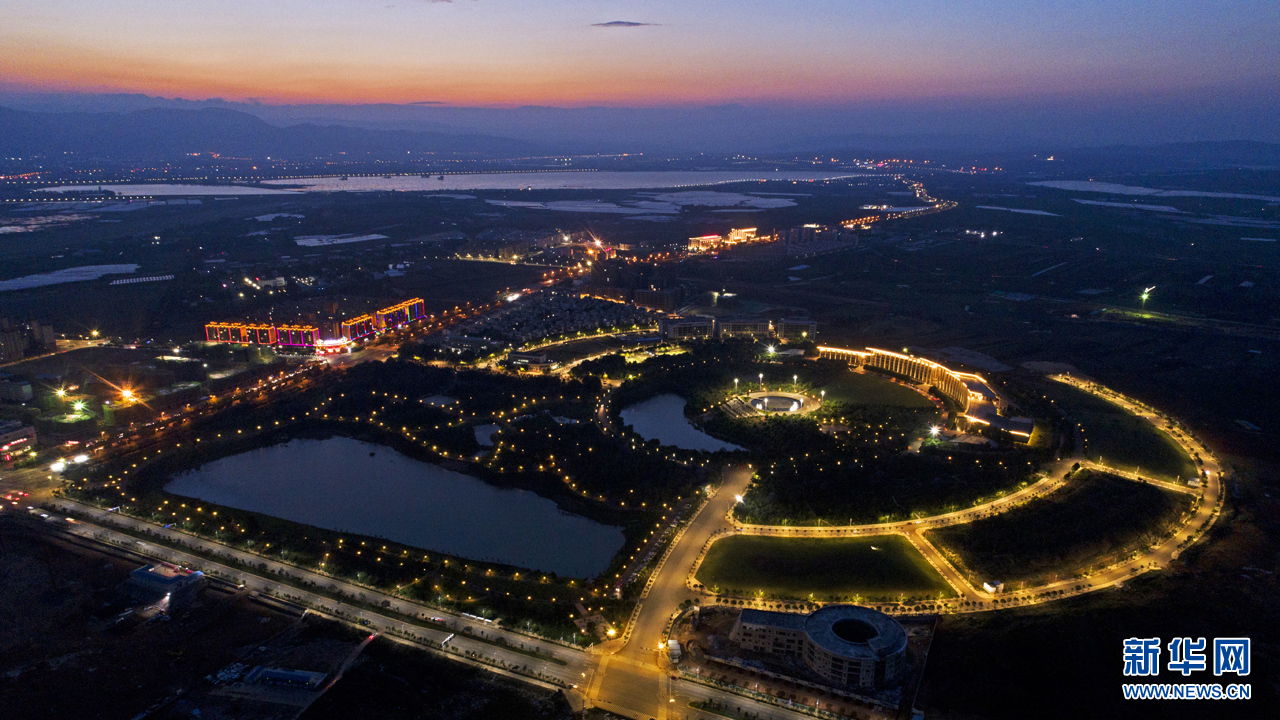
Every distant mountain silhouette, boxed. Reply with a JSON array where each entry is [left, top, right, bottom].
[[0, 106, 537, 159]]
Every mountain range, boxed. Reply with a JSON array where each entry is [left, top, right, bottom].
[[0, 105, 536, 160]]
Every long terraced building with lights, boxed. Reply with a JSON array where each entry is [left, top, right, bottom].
[[817, 346, 1034, 438]]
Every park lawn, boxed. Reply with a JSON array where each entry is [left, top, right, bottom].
[[695, 534, 954, 601], [1041, 382, 1197, 482], [926, 470, 1193, 585], [817, 370, 935, 408]]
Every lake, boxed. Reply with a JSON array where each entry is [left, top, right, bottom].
[[43, 171, 865, 196], [619, 394, 743, 452], [165, 436, 624, 577]]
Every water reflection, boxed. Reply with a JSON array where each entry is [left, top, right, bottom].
[[619, 394, 743, 452], [165, 436, 624, 577]]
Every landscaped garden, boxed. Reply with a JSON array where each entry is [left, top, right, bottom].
[[927, 469, 1194, 586], [1041, 380, 1197, 483]]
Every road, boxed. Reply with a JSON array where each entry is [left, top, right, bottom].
[[588, 467, 822, 720], [43, 497, 591, 683], [22, 511, 586, 688], [30, 491, 824, 720]]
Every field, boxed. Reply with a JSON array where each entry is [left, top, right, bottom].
[[695, 534, 954, 601], [1041, 381, 1199, 482], [927, 470, 1193, 584], [817, 369, 936, 408], [0, 518, 293, 720], [301, 635, 573, 720]]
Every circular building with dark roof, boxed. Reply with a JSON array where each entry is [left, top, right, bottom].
[[803, 605, 908, 687], [731, 605, 908, 688]]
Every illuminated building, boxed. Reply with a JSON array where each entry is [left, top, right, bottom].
[[507, 350, 557, 372], [659, 315, 715, 340], [775, 317, 817, 341], [314, 338, 352, 355], [204, 297, 426, 352], [277, 324, 319, 347], [204, 322, 278, 345], [633, 288, 682, 312], [1, 420, 36, 463], [731, 605, 907, 689], [374, 298, 426, 330], [817, 346, 1033, 438], [688, 228, 760, 253], [688, 234, 723, 252], [340, 314, 376, 341], [716, 316, 772, 339]]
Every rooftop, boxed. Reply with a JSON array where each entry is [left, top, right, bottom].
[[804, 605, 908, 661]]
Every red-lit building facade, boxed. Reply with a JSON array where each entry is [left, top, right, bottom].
[[204, 297, 426, 351]]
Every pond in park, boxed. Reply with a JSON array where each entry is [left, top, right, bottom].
[[619, 394, 743, 452], [165, 436, 625, 577]]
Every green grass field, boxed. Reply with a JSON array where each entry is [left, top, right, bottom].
[[817, 370, 935, 408], [695, 534, 954, 601], [927, 470, 1193, 584], [1042, 382, 1197, 482]]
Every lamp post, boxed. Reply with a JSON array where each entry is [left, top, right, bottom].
[[758, 373, 764, 389], [734, 378, 739, 395]]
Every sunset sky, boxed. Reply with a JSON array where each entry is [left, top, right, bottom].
[[5, 0, 1278, 107]]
